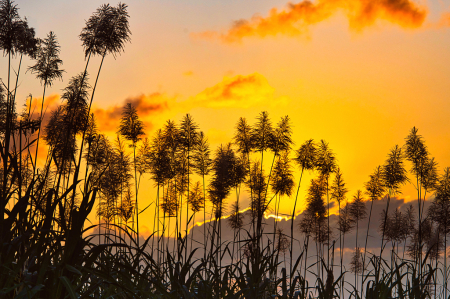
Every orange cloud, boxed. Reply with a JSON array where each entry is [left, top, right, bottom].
[[18, 94, 61, 167], [437, 12, 450, 27], [183, 70, 194, 77], [192, 0, 427, 43], [26, 94, 60, 117], [191, 73, 287, 108], [90, 74, 285, 134], [93, 93, 171, 132]]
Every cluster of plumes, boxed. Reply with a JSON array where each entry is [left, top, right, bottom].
[[136, 111, 299, 243], [136, 115, 212, 220], [296, 139, 337, 243], [0, 0, 39, 58], [232, 113, 295, 227], [10, 0, 133, 221], [209, 143, 245, 218], [336, 191, 368, 244], [295, 126, 442, 275], [0, 0, 40, 139], [43, 73, 90, 169], [404, 127, 439, 194], [412, 167, 450, 261], [406, 216, 444, 261], [379, 206, 415, 245], [31, 1, 132, 172], [87, 131, 135, 227], [79, 3, 131, 58]]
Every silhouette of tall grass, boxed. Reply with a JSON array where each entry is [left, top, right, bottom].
[[1, 1, 450, 298]]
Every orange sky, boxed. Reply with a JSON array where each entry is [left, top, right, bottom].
[[3, 0, 450, 236]]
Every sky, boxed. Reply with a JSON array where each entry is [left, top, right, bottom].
[[3, 0, 450, 237]]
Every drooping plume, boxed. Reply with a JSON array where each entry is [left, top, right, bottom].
[[193, 0, 427, 43]]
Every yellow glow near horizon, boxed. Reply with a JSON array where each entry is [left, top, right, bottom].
[[7, 0, 450, 240]]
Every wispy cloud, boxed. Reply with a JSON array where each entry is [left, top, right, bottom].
[[90, 73, 287, 134], [93, 93, 172, 132], [190, 73, 287, 108], [192, 0, 427, 43]]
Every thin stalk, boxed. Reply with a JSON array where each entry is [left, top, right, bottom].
[[377, 191, 392, 283], [361, 198, 374, 297], [290, 167, 304, 286]]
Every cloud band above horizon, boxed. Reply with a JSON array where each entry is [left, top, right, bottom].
[[192, 0, 427, 43]]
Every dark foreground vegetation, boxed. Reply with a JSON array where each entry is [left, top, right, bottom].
[[1, 1, 450, 298]]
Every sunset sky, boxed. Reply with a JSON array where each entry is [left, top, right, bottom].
[[4, 0, 450, 236]]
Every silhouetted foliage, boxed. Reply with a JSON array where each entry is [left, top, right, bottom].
[[350, 247, 363, 274], [80, 3, 131, 58], [271, 150, 294, 197], [228, 200, 244, 230], [28, 31, 64, 86]]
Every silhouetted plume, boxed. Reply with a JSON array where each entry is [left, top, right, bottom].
[[96, 136, 132, 227], [338, 201, 355, 235], [270, 150, 294, 197], [301, 176, 330, 243], [234, 117, 254, 155], [162, 120, 181, 180], [246, 160, 268, 220], [0, 0, 38, 58], [84, 113, 98, 149], [421, 157, 439, 193], [141, 130, 171, 185], [252, 111, 274, 153], [331, 167, 348, 205], [429, 168, 450, 231], [350, 247, 363, 274], [383, 145, 408, 194], [315, 140, 336, 179], [405, 127, 428, 178], [276, 228, 290, 253], [189, 181, 204, 213], [61, 72, 91, 134], [179, 113, 199, 153], [209, 143, 238, 218], [44, 106, 77, 168], [161, 183, 179, 218], [270, 115, 293, 154], [174, 151, 189, 194], [192, 131, 212, 177], [380, 207, 405, 243], [228, 201, 244, 230], [294, 139, 317, 171], [28, 31, 64, 86], [80, 3, 131, 58], [349, 190, 367, 223], [407, 217, 442, 260], [118, 103, 145, 146], [0, 85, 9, 138], [365, 165, 386, 200]]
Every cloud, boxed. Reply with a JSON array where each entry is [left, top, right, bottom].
[[192, 0, 427, 43], [22, 94, 62, 165], [88, 74, 286, 134], [183, 70, 194, 77], [93, 93, 171, 132], [437, 12, 450, 27], [190, 73, 287, 108], [26, 94, 60, 114]]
